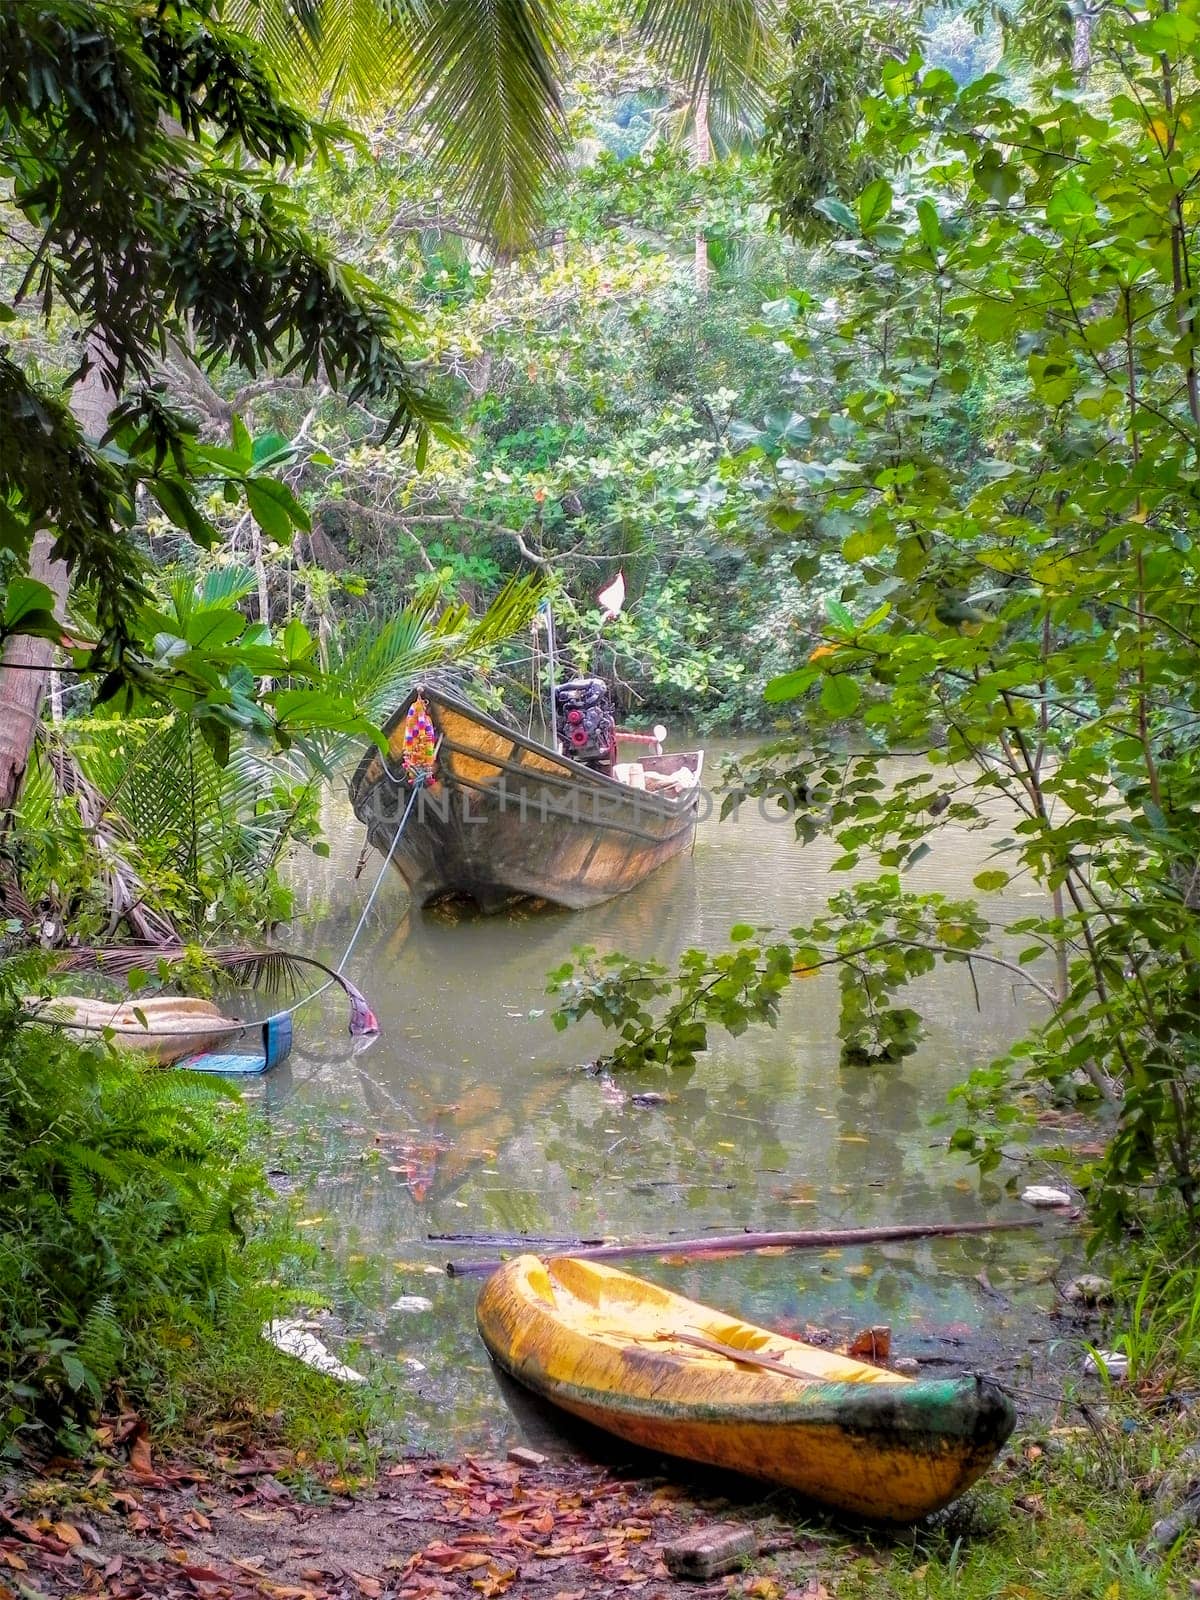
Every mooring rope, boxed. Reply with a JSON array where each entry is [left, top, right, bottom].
[[277, 735, 443, 1023]]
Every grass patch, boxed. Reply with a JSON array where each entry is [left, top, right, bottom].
[[806, 1397, 1198, 1600]]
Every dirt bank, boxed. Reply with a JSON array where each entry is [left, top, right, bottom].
[[1, 1440, 857, 1600]]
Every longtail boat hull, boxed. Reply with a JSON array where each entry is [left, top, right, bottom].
[[476, 1256, 1016, 1522], [349, 690, 703, 912]]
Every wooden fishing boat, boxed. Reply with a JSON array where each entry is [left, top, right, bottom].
[[476, 1256, 1016, 1521], [349, 688, 703, 912]]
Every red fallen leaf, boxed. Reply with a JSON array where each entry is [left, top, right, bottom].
[[179, 1563, 231, 1582], [847, 1325, 891, 1362], [527, 1511, 555, 1536], [473, 1572, 516, 1598], [349, 1572, 383, 1597], [421, 1546, 490, 1573], [128, 1427, 156, 1481]]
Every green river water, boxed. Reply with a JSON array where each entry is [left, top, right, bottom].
[[261, 746, 1074, 1453]]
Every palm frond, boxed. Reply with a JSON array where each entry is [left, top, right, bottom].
[[196, 564, 258, 610], [630, 0, 781, 138], [225, 0, 412, 108], [394, 0, 568, 250], [328, 574, 542, 731], [55, 943, 363, 1005]]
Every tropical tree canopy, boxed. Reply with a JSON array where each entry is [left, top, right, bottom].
[[0, 0, 444, 690]]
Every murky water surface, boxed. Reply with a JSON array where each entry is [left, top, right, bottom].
[[259, 745, 1071, 1452]]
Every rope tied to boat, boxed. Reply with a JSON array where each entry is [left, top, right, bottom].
[[277, 729, 444, 1034]]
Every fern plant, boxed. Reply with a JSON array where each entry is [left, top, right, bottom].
[[0, 954, 295, 1453], [12, 572, 541, 942]]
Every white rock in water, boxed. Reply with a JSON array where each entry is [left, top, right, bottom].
[[391, 1295, 434, 1313], [263, 1319, 365, 1383], [1063, 1275, 1113, 1306], [892, 1357, 921, 1376], [401, 1356, 426, 1374], [1021, 1185, 1073, 1207], [1083, 1349, 1129, 1379]]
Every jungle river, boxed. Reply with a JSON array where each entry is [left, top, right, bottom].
[[263, 746, 1074, 1453]]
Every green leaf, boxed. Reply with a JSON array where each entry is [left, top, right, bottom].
[[813, 196, 857, 233], [245, 478, 303, 541], [857, 178, 893, 232], [973, 870, 1011, 891], [916, 197, 940, 251], [2, 577, 60, 640], [764, 666, 817, 702], [231, 413, 253, 464], [152, 479, 217, 548], [973, 154, 1020, 205], [251, 431, 293, 467], [820, 675, 861, 716]]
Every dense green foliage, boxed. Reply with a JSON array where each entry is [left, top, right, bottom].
[[0, 956, 292, 1452], [552, 0, 1200, 1249], [0, 0, 442, 704]]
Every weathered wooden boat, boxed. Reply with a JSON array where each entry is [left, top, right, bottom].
[[476, 1255, 1016, 1521], [349, 687, 703, 912]]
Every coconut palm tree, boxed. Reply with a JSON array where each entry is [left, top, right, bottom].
[[232, 0, 781, 251]]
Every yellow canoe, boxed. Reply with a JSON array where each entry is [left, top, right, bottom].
[[476, 1255, 1016, 1521]]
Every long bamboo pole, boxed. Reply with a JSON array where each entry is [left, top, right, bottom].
[[443, 1217, 1051, 1278]]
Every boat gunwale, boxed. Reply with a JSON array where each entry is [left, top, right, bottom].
[[359, 762, 698, 849], [478, 1329, 1013, 1441], [350, 687, 703, 821]]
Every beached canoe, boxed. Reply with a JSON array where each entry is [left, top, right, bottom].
[[476, 1255, 1016, 1521]]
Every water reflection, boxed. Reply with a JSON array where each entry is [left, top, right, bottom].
[[267, 749, 1066, 1452]]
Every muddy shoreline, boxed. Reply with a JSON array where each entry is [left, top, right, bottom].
[[0, 1431, 1027, 1600]]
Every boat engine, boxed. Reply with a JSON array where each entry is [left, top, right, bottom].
[[555, 677, 615, 774]]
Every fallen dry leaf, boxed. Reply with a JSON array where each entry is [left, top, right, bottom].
[[128, 1427, 156, 1481]]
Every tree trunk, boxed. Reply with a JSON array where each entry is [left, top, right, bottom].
[[693, 89, 711, 296], [1071, 2, 1093, 79], [0, 352, 114, 815]]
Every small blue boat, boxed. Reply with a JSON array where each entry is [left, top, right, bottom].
[[178, 1012, 293, 1076]]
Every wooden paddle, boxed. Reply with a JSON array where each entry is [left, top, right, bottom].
[[654, 1329, 831, 1382]]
